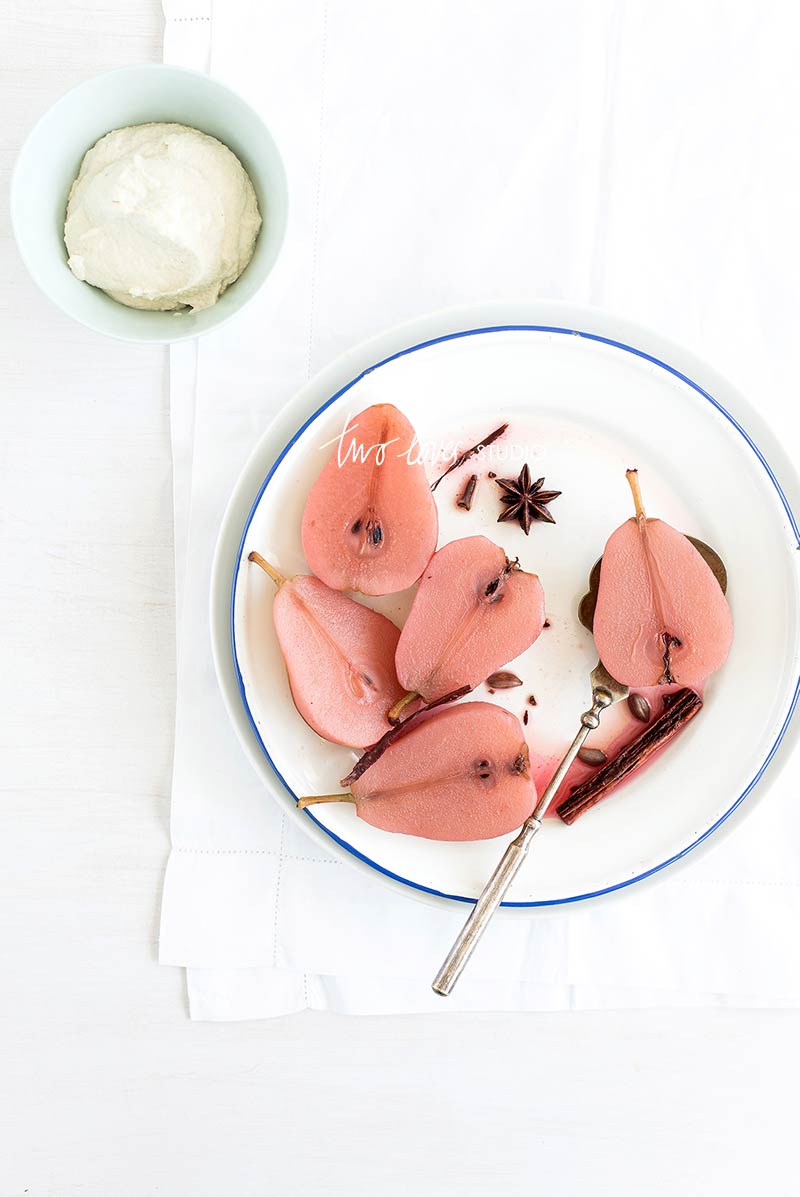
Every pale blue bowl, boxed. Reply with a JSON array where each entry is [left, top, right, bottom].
[[10, 65, 288, 343]]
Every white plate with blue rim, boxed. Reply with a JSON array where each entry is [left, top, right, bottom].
[[210, 301, 800, 910]]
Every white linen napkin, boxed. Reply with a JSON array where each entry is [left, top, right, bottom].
[[160, 0, 800, 1019]]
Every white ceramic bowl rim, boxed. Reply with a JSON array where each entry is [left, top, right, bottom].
[[224, 316, 800, 907]]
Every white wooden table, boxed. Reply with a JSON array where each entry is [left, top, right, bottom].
[[1, 4, 796, 1193]]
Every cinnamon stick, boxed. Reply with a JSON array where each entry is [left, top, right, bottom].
[[556, 688, 702, 825], [340, 685, 472, 787], [430, 423, 508, 491], [456, 473, 478, 510]]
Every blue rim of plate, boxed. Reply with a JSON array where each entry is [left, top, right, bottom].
[[230, 324, 800, 907]]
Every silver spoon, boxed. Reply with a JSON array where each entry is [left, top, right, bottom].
[[431, 661, 629, 997]]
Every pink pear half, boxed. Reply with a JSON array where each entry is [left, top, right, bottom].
[[250, 553, 405, 748], [395, 535, 546, 703], [301, 403, 439, 596], [593, 473, 733, 688], [345, 703, 536, 841]]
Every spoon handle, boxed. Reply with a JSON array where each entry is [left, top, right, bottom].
[[432, 684, 616, 997], [431, 816, 542, 996]]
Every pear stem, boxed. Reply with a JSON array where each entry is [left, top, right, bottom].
[[248, 550, 286, 587], [297, 793, 356, 810], [388, 690, 420, 725], [626, 468, 646, 522]]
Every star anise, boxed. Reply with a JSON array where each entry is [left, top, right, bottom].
[[495, 464, 561, 534]]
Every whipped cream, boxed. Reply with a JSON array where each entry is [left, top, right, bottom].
[[64, 123, 262, 311]]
